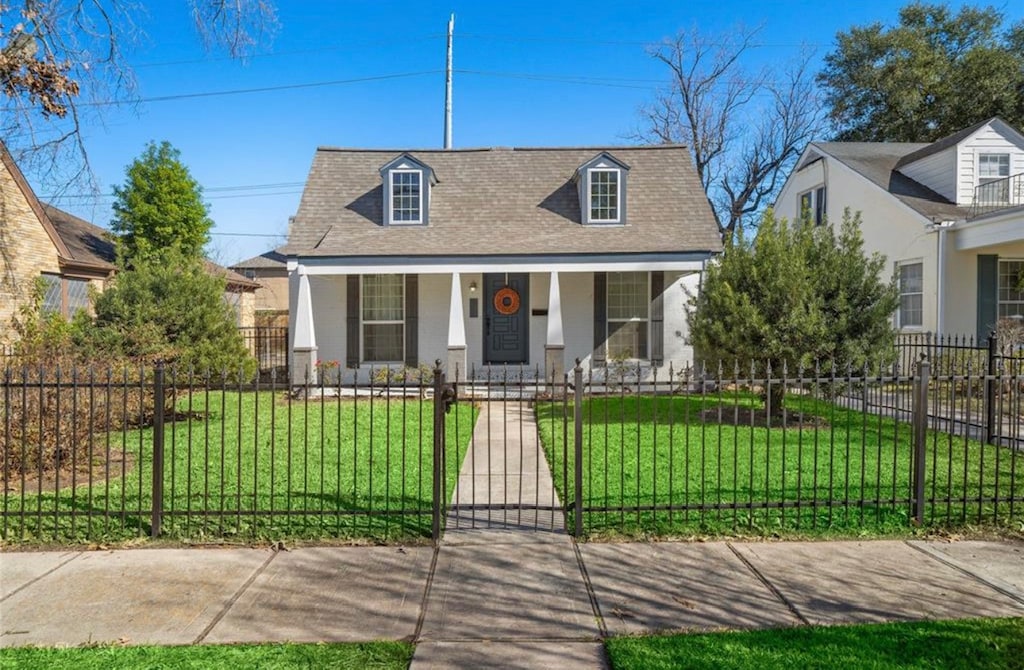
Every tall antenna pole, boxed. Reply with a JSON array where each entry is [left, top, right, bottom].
[[443, 13, 454, 149]]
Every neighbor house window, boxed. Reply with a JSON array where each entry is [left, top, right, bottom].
[[390, 171, 422, 223], [897, 262, 923, 329], [589, 169, 620, 222], [40, 273, 91, 318], [978, 153, 1010, 204], [607, 272, 648, 359], [362, 274, 404, 362], [799, 186, 827, 225], [998, 259, 1024, 320]]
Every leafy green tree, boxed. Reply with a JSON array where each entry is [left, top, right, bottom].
[[688, 209, 898, 413], [82, 248, 254, 377], [819, 2, 1024, 142], [111, 141, 213, 259]]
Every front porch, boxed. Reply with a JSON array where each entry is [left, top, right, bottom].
[[286, 256, 705, 385]]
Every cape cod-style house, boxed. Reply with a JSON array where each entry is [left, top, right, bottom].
[[283, 145, 722, 383]]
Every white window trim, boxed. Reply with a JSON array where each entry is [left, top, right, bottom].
[[360, 274, 405, 364], [896, 260, 924, 331], [587, 168, 622, 224], [388, 169, 423, 225], [997, 258, 1024, 321], [607, 271, 650, 360], [797, 185, 826, 225], [977, 152, 1012, 204]]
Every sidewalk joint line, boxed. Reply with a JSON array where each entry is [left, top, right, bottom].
[[903, 541, 1024, 607], [412, 544, 440, 643], [572, 538, 609, 639], [0, 551, 83, 603], [727, 542, 809, 626], [192, 548, 278, 644]]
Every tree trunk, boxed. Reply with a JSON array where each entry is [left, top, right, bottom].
[[762, 383, 786, 423]]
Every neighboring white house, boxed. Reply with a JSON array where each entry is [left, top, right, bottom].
[[283, 145, 722, 383], [775, 117, 1024, 341]]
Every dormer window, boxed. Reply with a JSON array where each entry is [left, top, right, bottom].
[[575, 152, 629, 225], [380, 154, 436, 226], [590, 169, 620, 222], [391, 170, 422, 223]]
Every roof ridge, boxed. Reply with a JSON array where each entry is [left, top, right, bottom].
[[315, 144, 689, 153]]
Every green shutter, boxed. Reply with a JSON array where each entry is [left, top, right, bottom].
[[593, 272, 607, 364], [977, 255, 998, 341], [650, 271, 664, 365], [404, 274, 418, 367], [346, 275, 360, 368]]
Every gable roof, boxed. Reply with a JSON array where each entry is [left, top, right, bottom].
[[810, 142, 968, 222], [893, 117, 994, 168], [1, 142, 72, 260], [285, 145, 721, 258], [231, 248, 288, 270], [41, 204, 259, 290]]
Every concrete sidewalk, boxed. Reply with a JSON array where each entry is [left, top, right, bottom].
[[3, 538, 1023, 668]]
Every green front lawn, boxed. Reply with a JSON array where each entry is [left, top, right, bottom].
[[538, 391, 1023, 536], [0, 641, 413, 670], [604, 617, 1024, 670], [2, 392, 475, 543]]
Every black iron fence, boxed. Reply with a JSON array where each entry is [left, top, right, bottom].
[[238, 326, 289, 378], [1, 358, 1021, 543]]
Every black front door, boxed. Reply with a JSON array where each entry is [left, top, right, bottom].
[[483, 273, 529, 364]]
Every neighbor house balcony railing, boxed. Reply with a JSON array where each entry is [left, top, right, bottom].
[[969, 172, 1024, 219]]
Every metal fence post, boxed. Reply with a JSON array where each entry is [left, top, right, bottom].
[[911, 356, 930, 526], [432, 360, 445, 545], [573, 359, 584, 538], [985, 332, 998, 445], [151, 361, 165, 539]]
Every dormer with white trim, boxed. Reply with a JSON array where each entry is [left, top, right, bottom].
[[574, 152, 630, 225], [379, 154, 437, 226]]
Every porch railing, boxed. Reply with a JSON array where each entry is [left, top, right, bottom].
[[969, 172, 1024, 219]]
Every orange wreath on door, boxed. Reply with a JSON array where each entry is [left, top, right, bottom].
[[493, 287, 521, 315]]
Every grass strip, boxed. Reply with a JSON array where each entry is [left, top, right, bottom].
[[605, 617, 1024, 670], [0, 641, 414, 670]]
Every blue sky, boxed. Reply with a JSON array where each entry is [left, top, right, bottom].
[[27, 0, 1024, 266]]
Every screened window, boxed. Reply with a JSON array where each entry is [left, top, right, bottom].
[[898, 262, 923, 328], [998, 259, 1024, 320], [390, 171, 422, 223], [607, 272, 648, 359], [362, 274, 404, 362], [979, 154, 1011, 204], [590, 169, 620, 222]]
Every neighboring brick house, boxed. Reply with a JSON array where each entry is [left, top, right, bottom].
[[230, 248, 289, 327], [1, 142, 259, 346]]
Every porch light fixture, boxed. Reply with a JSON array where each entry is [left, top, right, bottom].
[[469, 281, 477, 292]]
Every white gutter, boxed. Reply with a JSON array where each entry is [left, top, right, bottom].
[[927, 219, 958, 336]]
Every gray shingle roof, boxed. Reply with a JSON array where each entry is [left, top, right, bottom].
[[42, 204, 260, 290], [284, 145, 722, 258], [812, 142, 969, 221], [231, 248, 288, 270]]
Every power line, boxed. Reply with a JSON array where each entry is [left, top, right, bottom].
[[42, 180, 307, 200], [210, 232, 283, 238]]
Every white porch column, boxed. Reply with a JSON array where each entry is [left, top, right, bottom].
[[292, 265, 318, 385], [447, 272, 467, 378], [545, 271, 566, 385]]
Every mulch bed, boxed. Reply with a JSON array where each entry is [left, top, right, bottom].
[[699, 405, 829, 429], [2, 448, 133, 494]]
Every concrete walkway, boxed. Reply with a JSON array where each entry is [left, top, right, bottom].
[[2, 403, 1024, 668]]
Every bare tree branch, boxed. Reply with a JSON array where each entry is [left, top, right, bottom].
[[1, 1, 277, 190], [633, 26, 826, 240]]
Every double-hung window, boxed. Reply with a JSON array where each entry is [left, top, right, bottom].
[[897, 262, 923, 329], [589, 169, 620, 222], [998, 259, 1024, 320], [390, 170, 422, 223], [978, 153, 1010, 204], [362, 274, 405, 362], [607, 272, 648, 359]]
